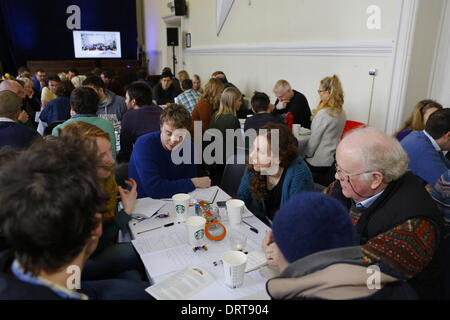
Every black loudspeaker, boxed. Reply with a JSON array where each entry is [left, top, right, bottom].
[[174, 0, 187, 16], [167, 28, 179, 46]]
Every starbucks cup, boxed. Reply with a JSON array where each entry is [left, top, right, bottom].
[[226, 199, 244, 226], [172, 193, 190, 222], [185, 216, 206, 246], [222, 251, 247, 288]]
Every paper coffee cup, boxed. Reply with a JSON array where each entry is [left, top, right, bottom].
[[172, 193, 190, 222], [185, 216, 206, 246], [226, 199, 244, 226], [222, 251, 247, 288]]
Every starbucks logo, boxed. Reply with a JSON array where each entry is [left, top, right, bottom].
[[175, 205, 185, 214], [194, 229, 204, 240]]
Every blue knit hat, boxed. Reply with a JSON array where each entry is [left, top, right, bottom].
[[272, 192, 356, 263]]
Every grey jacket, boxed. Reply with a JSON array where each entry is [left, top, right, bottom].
[[304, 108, 346, 167], [96, 89, 127, 122], [266, 246, 417, 300]]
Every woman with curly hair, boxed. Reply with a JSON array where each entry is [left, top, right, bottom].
[[304, 75, 346, 186], [393, 99, 443, 142], [237, 123, 314, 225]]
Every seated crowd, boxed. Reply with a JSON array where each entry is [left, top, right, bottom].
[[0, 65, 449, 300]]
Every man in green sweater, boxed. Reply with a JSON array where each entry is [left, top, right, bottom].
[[52, 87, 117, 160]]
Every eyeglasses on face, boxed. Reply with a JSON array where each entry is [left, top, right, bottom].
[[334, 163, 375, 182]]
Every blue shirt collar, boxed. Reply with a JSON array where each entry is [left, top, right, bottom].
[[355, 190, 384, 209], [423, 130, 441, 152]]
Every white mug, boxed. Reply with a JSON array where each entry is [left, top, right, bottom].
[[222, 250, 247, 288], [185, 216, 206, 246], [172, 193, 190, 222], [226, 199, 244, 226]]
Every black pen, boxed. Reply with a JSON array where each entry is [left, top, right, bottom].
[[137, 222, 175, 235], [242, 220, 258, 233], [211, 188, 219, 204]]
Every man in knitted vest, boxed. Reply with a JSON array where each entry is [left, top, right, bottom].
[[326, 127, 443, 299]]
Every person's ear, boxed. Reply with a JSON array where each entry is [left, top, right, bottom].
[[370, 171, 384, 190], [91, 213, 103, 239]]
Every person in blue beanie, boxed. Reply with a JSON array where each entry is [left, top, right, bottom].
[[265, 192, 417, 300]]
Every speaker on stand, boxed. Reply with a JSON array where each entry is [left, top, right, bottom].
[[167, 28, 179, 74]]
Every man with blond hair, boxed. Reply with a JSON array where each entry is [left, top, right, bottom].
[[272, 80, 311, 129], [327, 127, 443, 299]]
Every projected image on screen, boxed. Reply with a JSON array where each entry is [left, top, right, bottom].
[[73, 31, 122, 58]]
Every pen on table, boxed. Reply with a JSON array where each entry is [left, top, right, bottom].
[[242, 220, 259, 233], [137, 222, 175, 235], [211, 188, 219, 204]]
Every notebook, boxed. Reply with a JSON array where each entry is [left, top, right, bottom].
[[245, 250, 267, 273]]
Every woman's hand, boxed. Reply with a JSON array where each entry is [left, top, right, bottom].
[[118, 178, 138, 215]]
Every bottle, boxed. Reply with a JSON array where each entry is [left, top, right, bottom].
[[285, 112, 294, 130]]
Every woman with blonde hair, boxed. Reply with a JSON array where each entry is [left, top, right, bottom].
[[60, 121, 145, 282], [178, 70, 190, 83], [394, 99, 443, 141], [208, 87, 242, 185], [303, 74, 346, 186], [192, 74, 203, 93], [191, 78, 225, 133]]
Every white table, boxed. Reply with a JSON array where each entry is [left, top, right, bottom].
[[129, 186, 272, 300]]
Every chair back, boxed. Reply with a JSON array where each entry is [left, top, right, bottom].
[[342, 120, 366, 138], [220, 153, 247, 198]]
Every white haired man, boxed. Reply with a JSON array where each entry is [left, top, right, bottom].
[[326, 127, 443, 299], [272, 80, 312, 129]]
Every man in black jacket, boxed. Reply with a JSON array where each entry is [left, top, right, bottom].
[[152, 70, 181, 105], [272, 79, 312, 129]]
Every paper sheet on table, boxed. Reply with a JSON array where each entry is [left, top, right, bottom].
[[133, 197, 167, 217], [189, 187, 219, 203], [146, 266, 215, 300], [192, 268, 268, 300], [245, 250, 267, 273], [141, 245, 203, 278], [131, 223, 186, 255]]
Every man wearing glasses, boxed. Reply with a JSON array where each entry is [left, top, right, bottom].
[[327, 127, 443, 300]]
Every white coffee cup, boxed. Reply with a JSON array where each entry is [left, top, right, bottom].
[[172, 193, 190, 222], [185, 216, 206, 246], [222, 250, 248, 288], [292, 124, 301, 136], [226, 199, 244, 226]]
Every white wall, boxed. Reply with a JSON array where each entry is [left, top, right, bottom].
[[402, 0, 445, 120], [430, 0, 450, 108], [142, 0, 444, 132]]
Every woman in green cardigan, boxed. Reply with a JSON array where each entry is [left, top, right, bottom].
[[208, 87, 243, 185]]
